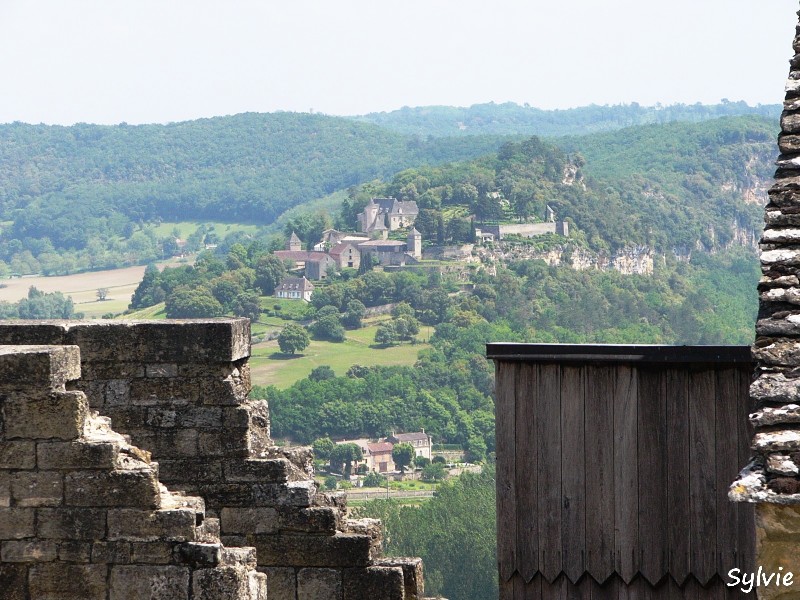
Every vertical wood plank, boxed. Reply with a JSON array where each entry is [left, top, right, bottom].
[[715, 368, 739, 579], [665, 368, 690, 584], [614, 365, 638, 584], [538, 364, 563, 582], [561, 365, 586, 584], [517, 363, 540, 582], [736, 367, 756, 575], [689, 369, 717, 585], [520, 573, 541, 600], [497, 361, 518, 584], [585, 366, 616, 584], [637, 367, 667, 586]]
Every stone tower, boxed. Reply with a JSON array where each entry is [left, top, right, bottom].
[[730, 7, 800, 595], [288, 231, 302, 251], [407, 227, 422, 259]]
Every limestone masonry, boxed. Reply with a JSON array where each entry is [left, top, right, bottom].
[[730, 8, 800, 598], [0, 319, 428, 600]]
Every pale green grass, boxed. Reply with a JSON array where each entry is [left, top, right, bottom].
[[120, 303, 168, 319], [250, 321, 429, 388], [151, 221, 261, 239]]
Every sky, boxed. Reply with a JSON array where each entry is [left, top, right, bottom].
[[0, 0, 797, 125]]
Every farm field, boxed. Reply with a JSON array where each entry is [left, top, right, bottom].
[[0, 259, 188, 318], [151, 221, 262, 239], [250, 318, 431, 388]]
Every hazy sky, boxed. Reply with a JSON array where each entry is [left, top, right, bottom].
[[0, 0, 797, 125]]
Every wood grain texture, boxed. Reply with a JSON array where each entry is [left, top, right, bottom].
[[585, 366, 616, 583], [715, 368, 739, 578], [666, 368, 690, 584], [538, 364, 563, 582], [517, 363, 539, 582], [689, 370, 717, 585], [637, 367, 667, 585], [614, 365, 638, 584], [497, 361, 518, 583], [561, 366, 586, 584]]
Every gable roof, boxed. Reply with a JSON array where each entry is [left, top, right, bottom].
[[390, 432, 430, 443], [276, 277, 314, 292], [367, 442, 394, 454], [328, 242, 358, 257], [273, 251, 334, 263], [357, 240, 406, 248]]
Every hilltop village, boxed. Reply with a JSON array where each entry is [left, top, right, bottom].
[[272, 195, 573, 301]]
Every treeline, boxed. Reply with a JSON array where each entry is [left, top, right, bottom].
[[0, 113, 508, 274], [342, 116, 775, 253], [355, 466, 497, 600], [353, 100, 780, 137], [0, 287, 77, 319], [256, 248, 758, 455]]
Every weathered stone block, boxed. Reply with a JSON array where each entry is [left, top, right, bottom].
[[157, 459, 223, 485], [130, 541, 175, 564], [756, 503, 800, 600], [129, 378, 196, 407], [221, 546, 257, 569], [37, 507, 106, 539], [201, 481, 315, 509], [179, 406, 223, 428], [107, 508, 196, 542], [91, 541, 132, 563], [0, 344, 80, 390], [58, 541, 91, 562], [65, 469, 160, 508], [4, 391, 87, 440], [177, 542, 222, 567], [192, 565, 252, 599], [1, 539, 58, 562], [109, 565, 190, 600], [0, 472, 10, 507], [0, 508, 35, 539], [220, 507, 278, 535], [0, 441, 35, 469], [343, 566, 404, 600], [198, 432, 226, 457], [104, 379, 132, 406], [260, 567, 296, 600], [753, 338, 800, 366], [136, 429, 199, 458], [146, 363, 178, 378], [377, 557, 425, 600], [200, 378, 248, 406], [37, 440, 118, 470], [277, 506, 338, 535], [11, 471, 63, 507], [223, 458, 289, 483], [251, 532, 376, 567], [297, 567, 342, 600], [0, 563, 28, 600]]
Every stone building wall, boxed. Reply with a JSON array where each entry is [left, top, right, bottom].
[[0, 320, 427, 600], [0, 344, 266, 599], [730, 8, 800, 600]]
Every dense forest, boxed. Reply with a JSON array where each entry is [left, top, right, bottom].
[[0, 113, 508, 273], [341, 116, 775, 253], [353, 100, 781, 137]]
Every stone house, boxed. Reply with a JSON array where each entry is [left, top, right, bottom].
[[387, 431, 432, 461], [358, 198, 419, 234], [328, 242, 361, 270], [272, 251, 335, 280], [357, 239, 413, 267], [366, 442, 395, 473], [274, 276, 314, 301]]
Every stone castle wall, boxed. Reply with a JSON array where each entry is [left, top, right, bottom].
[[0, 344, 266, 599], [0, 319, 427, 600], [730, 8, 800, 600]]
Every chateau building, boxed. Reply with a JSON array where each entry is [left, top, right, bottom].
[[357, 197, 419, 234]]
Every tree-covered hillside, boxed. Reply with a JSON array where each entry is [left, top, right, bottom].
[[0, 112, 508, 272], [343, 116, 776, 253], [353, 100, 781, 137]]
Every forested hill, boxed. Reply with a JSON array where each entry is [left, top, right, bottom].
[[0, 112, 507, 232], [343, 115, 777, 254], [352, 101, 781, 137]]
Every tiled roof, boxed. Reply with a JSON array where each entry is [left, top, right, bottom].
[[367, 442, 393, 454], [390, 432, 429, 443], [276, 277, 314, 292], [274, 251, 332, 262]]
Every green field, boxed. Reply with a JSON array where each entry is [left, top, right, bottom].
[[151, 221, 262, 239], [250, 318, 432, 388]]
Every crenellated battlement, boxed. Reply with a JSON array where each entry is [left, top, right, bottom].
[[0, 319, 427, 600]]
